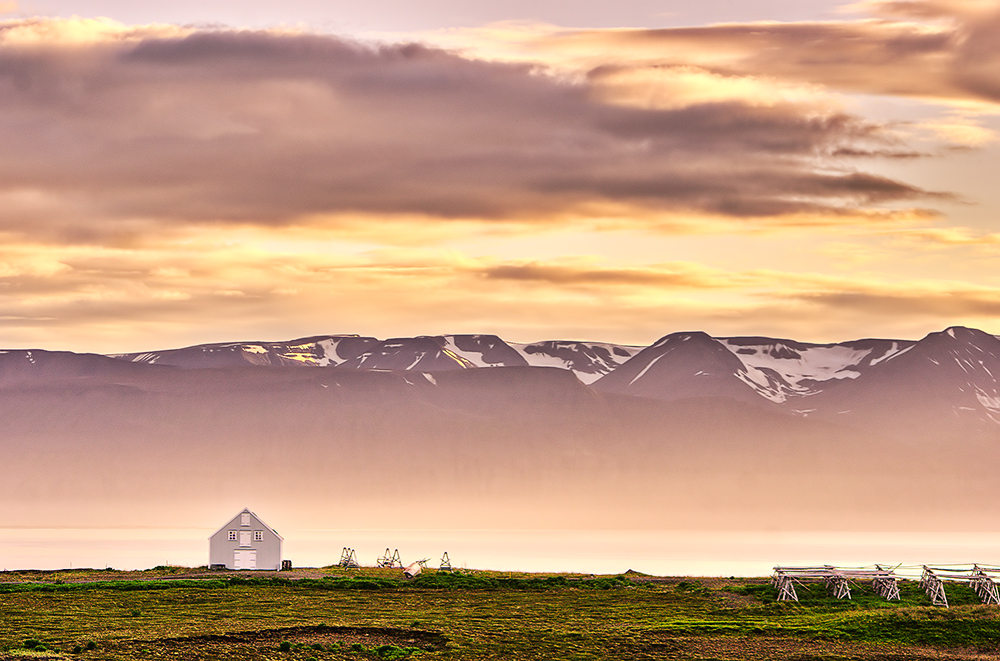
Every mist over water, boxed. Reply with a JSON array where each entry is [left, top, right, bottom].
[[5, 529, 1000, 577]]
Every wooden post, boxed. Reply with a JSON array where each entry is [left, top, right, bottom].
[[826, 574, 851, 600], [873, 565, 901, 601], [921, 566, 948, 608], [772, 569, 798, 602], [972, 566, 1000, 605]]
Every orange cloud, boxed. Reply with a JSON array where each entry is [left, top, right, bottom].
[[889, 227, 1000, 248], [427, 3, 1000, 149], [1, 232, 998, 352], [466, 4, 1000, 106]]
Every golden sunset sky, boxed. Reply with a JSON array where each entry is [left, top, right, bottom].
[[3, 0, 1000, 352]]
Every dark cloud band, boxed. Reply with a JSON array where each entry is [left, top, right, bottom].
[[0, 22, 942, 242]]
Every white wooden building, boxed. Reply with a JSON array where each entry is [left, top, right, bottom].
[[209, 508, 283, 570]]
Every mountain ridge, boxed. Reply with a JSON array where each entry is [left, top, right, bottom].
[[0, 324, 966, 433]]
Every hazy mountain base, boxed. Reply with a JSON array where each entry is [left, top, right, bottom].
[[1, 358, 996, 532], [2, 568, 1000, 661]]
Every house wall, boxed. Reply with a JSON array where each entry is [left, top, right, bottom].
[[208, 510, 283, 570]]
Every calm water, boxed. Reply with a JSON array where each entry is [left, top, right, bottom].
[[3, 529, 999, 576]]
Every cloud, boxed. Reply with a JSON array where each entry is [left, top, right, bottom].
[[4, 232, 999, 352], [0, 16, 188, 43], [0, 18, 946, 244], [478, 260, 754, 289], [889, 226, 1000, 248], [794, 287, 1000, 318], [435, 1, 1000, 154], [918, 114, 999, 146], [855, 0, 999, 21]]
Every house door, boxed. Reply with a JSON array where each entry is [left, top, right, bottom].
[[234, 550, 257, 569]]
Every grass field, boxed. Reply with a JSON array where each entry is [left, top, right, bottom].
[[2, 566, 1000, 660]]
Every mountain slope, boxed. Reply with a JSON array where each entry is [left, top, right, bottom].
[[1, 349, 987, 533], [591, 331, 779, 407], [4, 334, 1000, 533], [803, 326, 1000, 438]]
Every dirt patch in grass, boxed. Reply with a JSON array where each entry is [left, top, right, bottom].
[[640, 634, 1000, 661], [101, 625, 447, 659]]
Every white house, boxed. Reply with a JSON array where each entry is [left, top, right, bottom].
[[209, 508, 283, 570]]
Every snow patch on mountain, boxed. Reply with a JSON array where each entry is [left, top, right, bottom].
[[724, 340, 865, 382], [871, 342, 911, 365], [439, 335, 523, 368], [719, 340, 865, 402], [510, 341, 642, 384], [717, 338, 914, 402], [112, 335, 379, 368]]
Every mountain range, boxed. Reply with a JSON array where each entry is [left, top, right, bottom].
[[108, 326, 1000, 436], [2, 326, 999, 533]]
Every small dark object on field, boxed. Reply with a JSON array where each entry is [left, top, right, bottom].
[[23, 639, 41, 649], [73, 645, 83, 653], [278, 640, 292, 652], [86, 641, 97, 650], [351, 642, 365, 652]]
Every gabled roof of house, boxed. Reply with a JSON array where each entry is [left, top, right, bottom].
[[208, 507, 284, 540]]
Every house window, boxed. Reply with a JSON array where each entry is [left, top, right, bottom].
[[254, 531, 263, 542], [228, 531, 237, 541], [241, 513, 251, 526]]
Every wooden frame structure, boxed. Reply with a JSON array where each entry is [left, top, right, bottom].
[[377, 548, 402, 568], [773, 564, 1000, 608], [772, 566, 900, 602], [919, 566, 949, 607], [972, 565, 1000, 605], [872, 565, 901, 601], [919, 565, 1000, 608], [338, 547, 359, 569]]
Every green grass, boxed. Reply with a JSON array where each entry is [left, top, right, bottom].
[[1, 568, 998, 660]]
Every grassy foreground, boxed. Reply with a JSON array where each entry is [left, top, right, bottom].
[[2, 567, 1000, 660]]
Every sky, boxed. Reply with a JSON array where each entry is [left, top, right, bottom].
[[3, 0, 1000, 352]]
